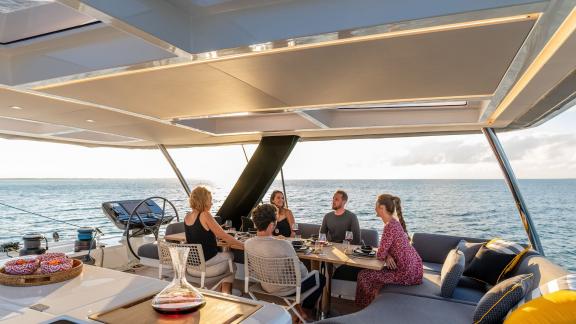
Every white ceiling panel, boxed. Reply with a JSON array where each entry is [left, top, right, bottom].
[[211, 19, 534, 107], [0, 2, 94, 43], [39, 63, 286, 119], [0, 116, 76, 134], [38, 18, 535, 120], [176, 112, 321, 134], [54, 130, 140, 143]]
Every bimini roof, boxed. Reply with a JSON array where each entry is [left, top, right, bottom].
[[1, 0, 575, 148]]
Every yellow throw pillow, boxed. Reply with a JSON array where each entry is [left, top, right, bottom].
[[504, 290, 576, 324]]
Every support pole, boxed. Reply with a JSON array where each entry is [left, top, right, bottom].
[[280, 168, 288, 208], [482, 128, 544, 254], [157, 144, 191, 197]]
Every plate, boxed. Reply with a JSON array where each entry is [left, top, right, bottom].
[[293, 246, 310, 252], [352, 248, 376, 257]]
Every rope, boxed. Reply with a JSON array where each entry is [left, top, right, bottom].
[[241, 144, 249, 163], [0, 201, 84, 229]]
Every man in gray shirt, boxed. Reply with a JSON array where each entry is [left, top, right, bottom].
[[320, 190, 361, 244], [245, 204, 325, 320]]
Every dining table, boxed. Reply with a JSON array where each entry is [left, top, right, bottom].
[[164, 231, 386, 314]]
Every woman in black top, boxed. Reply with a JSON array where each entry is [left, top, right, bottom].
[[185, 186, 243, 293], [270, 190, 296, 237]]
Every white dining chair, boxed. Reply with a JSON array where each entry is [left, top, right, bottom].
[[244, 250, 320, 323], [157, 240, 234, 291]]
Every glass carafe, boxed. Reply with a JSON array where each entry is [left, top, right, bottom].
[[151, 246, 206, 314]]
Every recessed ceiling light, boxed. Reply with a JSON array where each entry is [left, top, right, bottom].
[[9, 106, 23, 110], [86, 119, 95, 123]]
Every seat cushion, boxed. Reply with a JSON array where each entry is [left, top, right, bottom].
[[316, 292, 475, 324], [473, 274, 533, 324], [464, 244, 516, 286], [298, 223, 321, 239], [137, 242, 159, 260], [456, 240, 484, 268], [380, 272, 484, 304], [504, 289, 576, 324], [506, 274, 576, 317], [412, 233, 485, 264], [360, 229, 379, 247], [423, 262, 443, 273], [458, 276, 488, 291], [165, 222, 184, 235], [509, 254, 570, 292], [440, 249, 465, 297]]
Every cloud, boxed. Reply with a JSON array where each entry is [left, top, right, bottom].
[[390, 134, 576, 166], [502, 134, 576, 161], [390, 140, 491, 166]]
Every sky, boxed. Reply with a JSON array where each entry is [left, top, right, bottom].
[[0, 107, 575, 182]]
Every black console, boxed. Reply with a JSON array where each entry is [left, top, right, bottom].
[[102, 199, 174, 232]]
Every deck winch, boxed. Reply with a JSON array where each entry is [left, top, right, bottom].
[[74, 227, 97, 252], [19, 233, 48, 256]]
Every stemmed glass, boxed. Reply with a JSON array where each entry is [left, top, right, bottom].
[[344, 231, 353, 254], [292, 223, 301, 239], [315, 233, 327, 255]]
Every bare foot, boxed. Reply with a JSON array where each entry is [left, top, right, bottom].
[[221, 282, 232, 294]]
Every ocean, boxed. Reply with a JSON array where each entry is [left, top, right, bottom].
[[0, 179, 574, 271]]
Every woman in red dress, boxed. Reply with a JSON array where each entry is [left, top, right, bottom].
[[355, 194, 423, 307]]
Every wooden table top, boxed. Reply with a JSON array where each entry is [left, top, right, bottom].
[[164, 232, 385, 271]]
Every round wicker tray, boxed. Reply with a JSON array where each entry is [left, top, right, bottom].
[[0, 259, 83, 287]]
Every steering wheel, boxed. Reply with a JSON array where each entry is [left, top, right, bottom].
[[125, 197, 179, 259]]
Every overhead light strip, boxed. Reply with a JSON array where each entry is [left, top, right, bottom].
[[488, 7, 576, 124], [337, 100, 468, 110]]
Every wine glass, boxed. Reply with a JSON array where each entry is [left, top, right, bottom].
[[224, 220, 233, 230], [292, 223, 301, 239], [315, 233, 327, 255], [344, 231, 353, 253]]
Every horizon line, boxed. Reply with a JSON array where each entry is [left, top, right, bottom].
[[1, 177, 575, 181]]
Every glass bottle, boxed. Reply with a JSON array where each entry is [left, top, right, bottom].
[[151, 246, 206, 314]]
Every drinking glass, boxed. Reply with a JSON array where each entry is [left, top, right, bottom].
[[292, 223, 301, 239], [315, 233, 327, 255], [224, 220, 233, 230], [151, 246, 205, 314], [344, 231, 353, 254]]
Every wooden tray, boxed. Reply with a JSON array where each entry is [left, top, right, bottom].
[[89, 291, 262, 324], [0, 259, 83, 286]]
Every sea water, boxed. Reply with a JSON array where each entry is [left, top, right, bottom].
[[0, 179, 574, 271]]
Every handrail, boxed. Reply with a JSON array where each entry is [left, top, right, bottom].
[[482, 128, 544, 255]]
